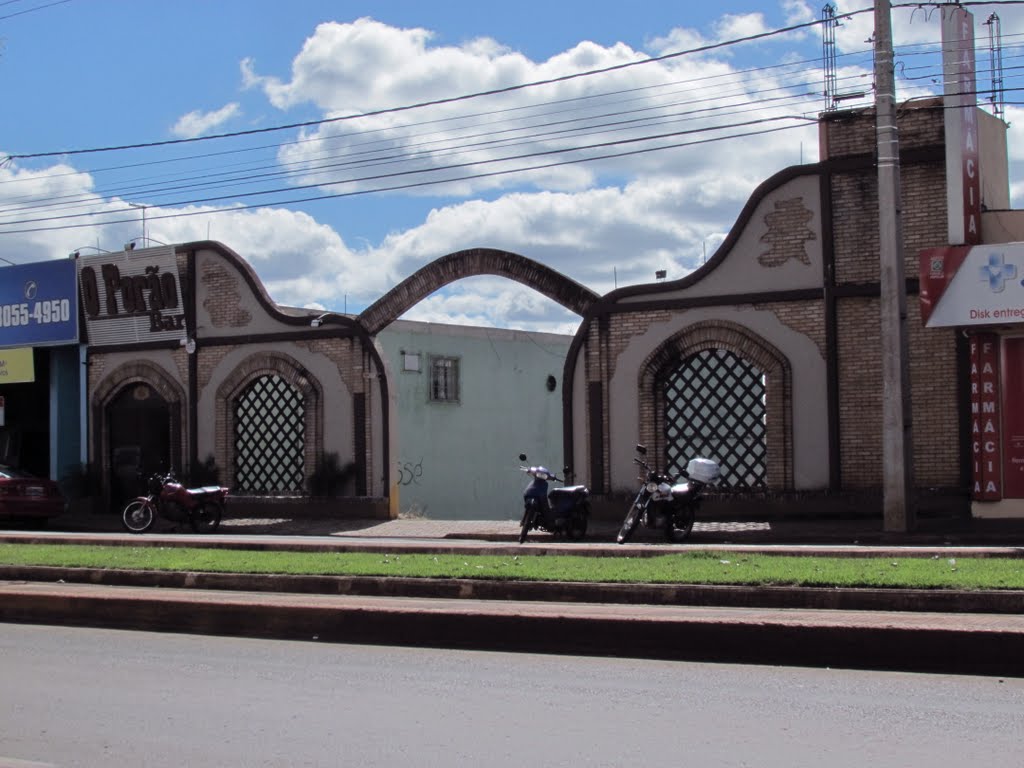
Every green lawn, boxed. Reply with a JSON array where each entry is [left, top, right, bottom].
[[1, 543, 1022, 590]]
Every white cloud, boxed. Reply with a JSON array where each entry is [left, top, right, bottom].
[[171, 103, 242, 139], [714, 13, 771, 42], [781, 1, 816, 26], [248, 14, 823, 204]]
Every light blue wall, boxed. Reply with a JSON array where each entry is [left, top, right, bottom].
[[378, 321, 573, 520]]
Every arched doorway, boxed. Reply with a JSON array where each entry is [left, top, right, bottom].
[[106, 382, 171, 508], [357, 248, 599, 519]]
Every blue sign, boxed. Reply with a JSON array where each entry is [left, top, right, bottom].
[[0, 259, 79, 349]]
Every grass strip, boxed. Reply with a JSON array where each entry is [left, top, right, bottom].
[[1, 544, 1023, 590]]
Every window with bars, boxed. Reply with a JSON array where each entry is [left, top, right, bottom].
[[234, 374, 305, 493], [429, 356, 460, 403], [662, 348, 767, 491]]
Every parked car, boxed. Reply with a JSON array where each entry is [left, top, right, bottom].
[[0, 465, 66, 524]]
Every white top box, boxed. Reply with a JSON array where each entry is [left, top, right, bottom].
[[686, 458, 721, 484]]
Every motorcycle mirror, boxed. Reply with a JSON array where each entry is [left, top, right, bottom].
[[519, 453, 528, 461], [635, 444, 647, 455]]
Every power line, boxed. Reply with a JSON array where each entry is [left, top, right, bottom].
[[1, 11, 864, 164], [0, 81, 836, 217], [0, 0, 73, 22], [1, 4, 1018, 237], [0, 45, 883, 215], [0, 122, 811, 235]]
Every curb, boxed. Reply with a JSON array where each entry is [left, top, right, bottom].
[[3, 565, 1024, 614], [3, 531, 1024, 559], [2, 580, 1024, 677]]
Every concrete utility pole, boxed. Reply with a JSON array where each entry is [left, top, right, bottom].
[[875, 0, 915, 532]]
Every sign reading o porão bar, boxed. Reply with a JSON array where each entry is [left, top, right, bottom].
[[0, 259, 79, 350], [76, 245, 186, 346]]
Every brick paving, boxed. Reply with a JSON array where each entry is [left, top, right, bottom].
[[35, 505, 1024, 550]]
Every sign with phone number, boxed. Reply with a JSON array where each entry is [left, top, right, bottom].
[[1, 299, 72, 327], [0, 259, 78, 349]]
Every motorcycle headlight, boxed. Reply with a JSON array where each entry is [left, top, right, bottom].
[[645, 481, 659, 493]]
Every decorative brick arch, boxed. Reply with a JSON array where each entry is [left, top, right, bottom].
[[92, 360, 186, 500], [216, 352, 324, 492], [638, 320, 793, 489], [358, 248, 600, 334]]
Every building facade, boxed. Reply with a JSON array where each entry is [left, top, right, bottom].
[[565, 99, 1017, 520], [5, 94, 1021, 527], [378, 320, 571, 520]]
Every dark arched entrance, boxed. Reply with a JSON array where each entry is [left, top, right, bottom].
[[106, 383, 171, 508]]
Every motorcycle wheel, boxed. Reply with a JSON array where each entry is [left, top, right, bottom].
[[518, 504, 537, 544], [665, 502, 697, 543], [122, 500, 155, 534], [616, 502, 644, 544], [190, 502, 223, 534], [566, 502, 590, 541]]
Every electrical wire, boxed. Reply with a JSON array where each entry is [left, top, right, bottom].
[[2, 3, 1020, 236], [0, 50, 878, 215], [1, 11, 866, 164]]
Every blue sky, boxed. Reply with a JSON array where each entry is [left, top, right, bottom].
[[2, 1, 1022, 333]]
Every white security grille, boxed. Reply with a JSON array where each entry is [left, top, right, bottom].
[[663, 348, 767, 490], [234, 375, 305, 493]]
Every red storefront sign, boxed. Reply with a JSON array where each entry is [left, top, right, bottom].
[[970, 334, 1001, 499], [1001, 338, 1024, 498]]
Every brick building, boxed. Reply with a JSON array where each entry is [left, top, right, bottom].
[[565, 98, 1019, 520], [69, 97, 1022, 524]]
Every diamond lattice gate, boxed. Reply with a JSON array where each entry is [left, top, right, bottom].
[[234, 374, 305, 493], [663, 348, 767, 491]]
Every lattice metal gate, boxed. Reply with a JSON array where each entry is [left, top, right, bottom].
[[663, 348, 767, 490], [234, 374, 305, 493]]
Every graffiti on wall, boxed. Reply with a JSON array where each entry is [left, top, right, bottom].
[[396, 458, 424, 486]]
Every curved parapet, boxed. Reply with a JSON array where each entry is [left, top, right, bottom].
[[358, 247, 600, 334]]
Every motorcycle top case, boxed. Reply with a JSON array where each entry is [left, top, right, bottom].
[[686, 458, 721, 484]]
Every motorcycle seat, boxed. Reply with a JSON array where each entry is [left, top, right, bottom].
[[550, 485, 587, 496], [186, 486, 225, 497]]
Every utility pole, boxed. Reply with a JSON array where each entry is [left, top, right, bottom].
[[875, 0, 915, 532]]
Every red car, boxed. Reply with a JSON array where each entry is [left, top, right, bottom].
[[0, 466, 66, 523]]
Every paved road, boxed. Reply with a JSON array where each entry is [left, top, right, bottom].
[[3, 623, 1023, 768]]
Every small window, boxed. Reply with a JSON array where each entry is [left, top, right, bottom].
[[429, 356, 460, 403], [402, 352, 421, 372]]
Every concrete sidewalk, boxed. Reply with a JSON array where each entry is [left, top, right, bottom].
[[31, 503, 1024, 547]]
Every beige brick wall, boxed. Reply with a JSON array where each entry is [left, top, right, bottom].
[[828, 102, 962, 491], [835, 297, 960, 489]]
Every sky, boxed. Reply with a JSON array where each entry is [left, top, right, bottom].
[[2, 0, 1023, 335]]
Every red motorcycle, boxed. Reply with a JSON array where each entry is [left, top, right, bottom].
[[122, 470, 227, 534]]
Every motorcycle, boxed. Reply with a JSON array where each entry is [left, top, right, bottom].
[[517, 454, 590, 544], [122, 470, 228, 534], [617, 444, 720, 544]]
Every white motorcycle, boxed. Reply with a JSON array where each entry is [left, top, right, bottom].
[[617, 444, 720, 544]]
